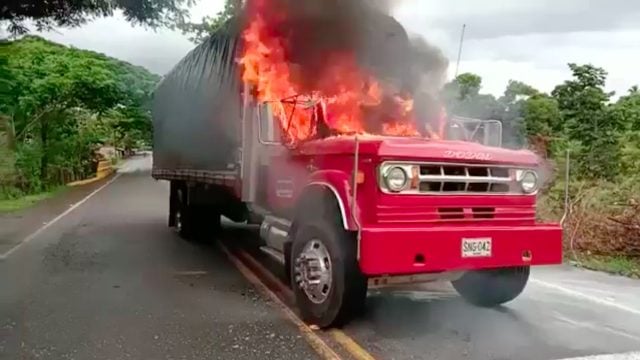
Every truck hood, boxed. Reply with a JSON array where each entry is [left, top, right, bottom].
[[297, 136, 541, 167]]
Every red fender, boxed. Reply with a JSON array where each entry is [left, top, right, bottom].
[[302, 170, 359, 231]]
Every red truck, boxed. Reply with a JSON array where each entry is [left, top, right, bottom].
[[152, 21, 563, 328]]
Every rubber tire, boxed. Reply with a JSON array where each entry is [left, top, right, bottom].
[[452, 266, 530, 307], [175, 188, 194, 240], [186, 206, 222, 243], [175, 188, 221, 241], [193, 207, 222, 242], [290, 219, 367, 329]]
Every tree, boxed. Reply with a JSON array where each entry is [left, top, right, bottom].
[[0, 41, 18, 152], [7, 40, 110, 181], [608, 87, 640, 177], [552, 64, 612, 137], [0, 61, 15, 184], [179, 0, 242, 43], [551, 63, 620, 179], [610, 86, 640, 132], [519, 94, 562, 157], [501, 80, 538, 104], [496, 80, 540, 148], [443, 73, 482, 101], [0, 36, 160, 192], [1, 0, 194, 35], [443, 73, 504, 129], [522, 95, 562, 138]]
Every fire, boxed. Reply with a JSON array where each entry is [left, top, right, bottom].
[[238, 7, 424, 145], [239, 16, 316, 142], [425, 107, 449, 140]]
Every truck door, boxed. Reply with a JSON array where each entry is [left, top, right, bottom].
[[256, 103, 307, 215]]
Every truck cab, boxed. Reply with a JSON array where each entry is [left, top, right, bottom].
[[238, 94, 563, 328]]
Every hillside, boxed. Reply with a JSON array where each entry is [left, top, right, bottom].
[[0, 36, 160, 198]]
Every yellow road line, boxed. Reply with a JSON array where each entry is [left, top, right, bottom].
[[233, 247, 377, 360], [231, 247, 378, 360], [218, 242, 341, 360], [235, 248, 294, 302], [330, 329, 377, 360]]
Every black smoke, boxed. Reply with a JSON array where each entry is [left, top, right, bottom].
[[243, 0, 449, 133]]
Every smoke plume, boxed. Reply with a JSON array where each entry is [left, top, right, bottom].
[[242, 0, 449, 133]]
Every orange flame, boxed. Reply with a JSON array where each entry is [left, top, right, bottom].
[[425, 107, 449, 140], [238, 12, 423, 145]]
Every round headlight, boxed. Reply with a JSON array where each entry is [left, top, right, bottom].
[[385, 167, 408, 192], [520, 170, 539, 194]]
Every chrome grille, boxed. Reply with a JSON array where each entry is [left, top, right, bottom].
[[418, 164, 514, 194]]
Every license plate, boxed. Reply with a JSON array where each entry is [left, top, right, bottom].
[[462, 238, 492, 258]]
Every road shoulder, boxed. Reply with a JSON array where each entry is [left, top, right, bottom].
[[0, 173, 117, 257]]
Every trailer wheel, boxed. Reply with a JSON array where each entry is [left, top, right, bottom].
[[175, 188, 196, 240], [290, 219, 367, 328], [452, 266, 530, 307], [193, 207, 222, 242]]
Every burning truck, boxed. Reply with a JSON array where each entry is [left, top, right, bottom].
[[152, 0, 563, 328]]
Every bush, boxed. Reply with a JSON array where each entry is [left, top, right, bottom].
[[0, 186, 24, 200], [13, 141, 44, 193], [540, 178, 640, 258]]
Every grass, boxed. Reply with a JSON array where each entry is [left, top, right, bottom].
[[572, 254, 640, 279], [0, 187, 65, 214]]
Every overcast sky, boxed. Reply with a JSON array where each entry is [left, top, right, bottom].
[[39, 0, 640, 97]]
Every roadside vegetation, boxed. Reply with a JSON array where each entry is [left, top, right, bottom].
[[0, 187, 65, 213], [1, 0, 638, 275], [1, 0, 182, 212], [444, 66, 640, 276], [0, 36, 160, 211]]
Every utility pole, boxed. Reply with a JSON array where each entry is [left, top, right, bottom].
[[454, 24, 467, 78]]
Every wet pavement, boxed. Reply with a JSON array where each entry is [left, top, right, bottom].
[[1, 156, 640, 360]]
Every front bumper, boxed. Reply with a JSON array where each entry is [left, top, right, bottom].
[[358, 224, 563, 276]]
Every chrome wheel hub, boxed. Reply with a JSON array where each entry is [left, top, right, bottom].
[[294, 239, 332, 304]]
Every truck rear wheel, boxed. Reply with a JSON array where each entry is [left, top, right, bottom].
[[452, 266, 530, 307], [175, 187, 195, 240], [290, 219, 367, 328], [175, 188, 221, 241], [192, 206, 222, 242]]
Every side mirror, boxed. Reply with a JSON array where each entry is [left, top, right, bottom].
[[257, 102, 283, 145]]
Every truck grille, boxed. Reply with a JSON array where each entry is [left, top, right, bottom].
[[437, 207, 496, 220], [375, 204, 535, 224], [418, 164, 513, 194]]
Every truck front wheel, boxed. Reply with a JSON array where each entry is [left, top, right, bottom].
[[452, 266, 530, 307], [290, 220, 367, 328]]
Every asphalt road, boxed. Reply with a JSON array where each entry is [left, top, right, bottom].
[[0, 158, 319, 360], [1, 156, 640, 360]]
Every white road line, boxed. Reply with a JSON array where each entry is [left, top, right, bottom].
[[0, 173, 122, 260], [553, 313, 640, 342], [173, 271, 208, 276], [558, 351, 640, 360], [531, 278, 640, 317]]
